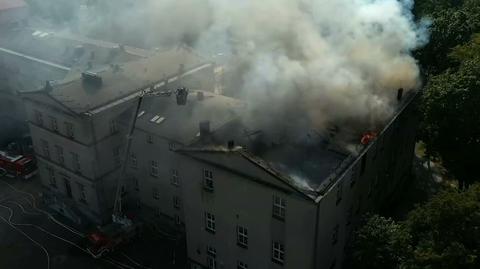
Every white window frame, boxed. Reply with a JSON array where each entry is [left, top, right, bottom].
[[150, 160, 159, 177], [152, 187, 160, 200], [134, 177, 139, 191], [272, 241, 285, 264], [34, 110, 43, 126], [237, 226, 248, 248], [207, 246, 216, 269], [65, 122, 74, 139], [173, 195, 181, 209], [203, 169, 214, 191], [77, 183, 87, 203], [205, 212, 216, 233], [49, 116, 58, 132], [273, 195, 286, 220], [131, 153, 138, 168], [171, 169, 179, 186], [109, 119, 117, 134]]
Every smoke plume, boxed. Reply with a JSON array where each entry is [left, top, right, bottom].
[[32, 0, 428, 142]]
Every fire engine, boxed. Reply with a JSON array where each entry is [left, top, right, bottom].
[[0, 150, 37, 179]]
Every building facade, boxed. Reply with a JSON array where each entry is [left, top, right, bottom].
[[22, 47, 215, 224], [123, 85, 419, 269]]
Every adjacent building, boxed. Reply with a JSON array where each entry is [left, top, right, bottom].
[[20, 44, 215, 223]]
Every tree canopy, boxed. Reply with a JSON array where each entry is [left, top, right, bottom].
[[352, 185, 480, 269], [416, 0, 480, 187]]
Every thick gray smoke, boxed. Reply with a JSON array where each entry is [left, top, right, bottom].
[[34, 0, 427, 142]]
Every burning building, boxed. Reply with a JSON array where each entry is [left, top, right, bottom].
[[123, 83, 419, 269]]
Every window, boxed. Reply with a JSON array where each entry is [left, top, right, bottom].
[[131, 153, 138, 168], [41, 139, 50, 158], [71, 152, 80, 172], [150, 160, 159, 177], [155, 207, 161, 217], [350, 167, 358, 188], [206, 246, 216, 269], [273, 195, 286, 220], [147, 134, 153, 144], [65, 122, 74, 139], [47, 166, 56, 188], [336, 182, 343, 205], [113, 147, 121, 167], [360, 155, 367, 175], [203, 169, 214, 191], [77, 183, 87, 203], [205, 212, 216, 233], [272, 241, 285, 264], [173, 195, 181, 209], [174, 214, 181, 225], [332, 224, 339, 245], [168, 142, 176, 151], [237, 261, 248, 269], [237, 226, 248, 248], [34, 110, 43, 126], [171, 169, 179, 186], [49, 116, 58, 131], [55, 145, 64, 165], [109, 119, 117, 134], [134, 178, 139, 191], [152, 187, 160, 200]]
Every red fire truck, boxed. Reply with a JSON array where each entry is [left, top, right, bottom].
[[0, 150, 37, 179]]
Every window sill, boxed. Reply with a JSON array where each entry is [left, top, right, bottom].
[[271, 259, 284, 266], [203, 187, 214, 193], [237, 243, 248, 249], [272, 215, 285, 222], [205, 228, 216, 234]]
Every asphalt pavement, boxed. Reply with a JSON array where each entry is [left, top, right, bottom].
[[0, 174, 184, 269]]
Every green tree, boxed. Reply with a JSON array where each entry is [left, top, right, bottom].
[[421, 39, 480, 188], [351, 185, 480, 269], [352, 215, 412, 269]]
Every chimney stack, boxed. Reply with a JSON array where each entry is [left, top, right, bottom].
[[44, 80, 53, 92], [397, 88, 404, 101], [199, 121, 210, 138], [197, 91, 204, 101]]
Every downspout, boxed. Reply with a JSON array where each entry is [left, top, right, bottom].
[[312, 200, 321, 269]]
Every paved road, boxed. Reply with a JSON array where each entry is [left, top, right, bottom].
[[0, 175, 183, 269]]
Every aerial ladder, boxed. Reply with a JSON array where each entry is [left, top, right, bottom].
[[86, 87, 189, 258]]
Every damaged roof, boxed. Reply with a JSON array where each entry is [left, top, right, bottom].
[[136, 90, 246, 144]]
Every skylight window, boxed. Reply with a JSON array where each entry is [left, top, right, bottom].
[[150, 115, 160, 122], [137, 111, 145, 118], [156, 117, 165, 124], [150, 115, 165, 124]]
